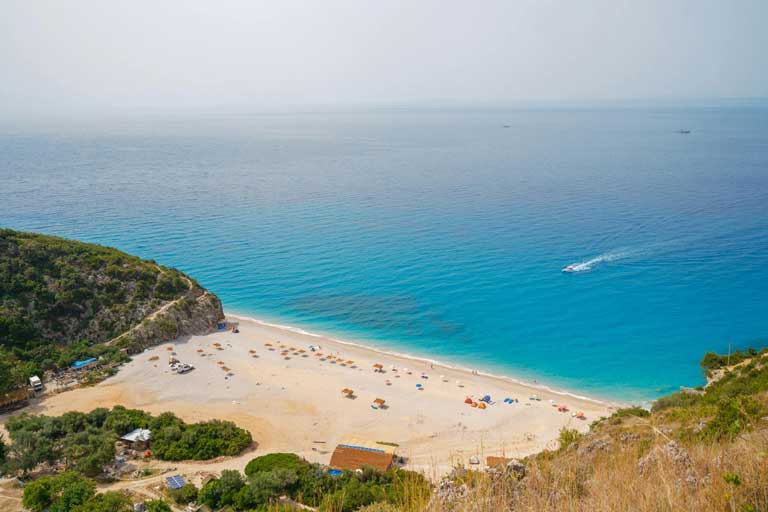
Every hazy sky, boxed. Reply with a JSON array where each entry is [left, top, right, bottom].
[[1, 0, 766, 117]]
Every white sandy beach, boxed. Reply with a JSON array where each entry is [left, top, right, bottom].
[[3, 315, 615, 476]]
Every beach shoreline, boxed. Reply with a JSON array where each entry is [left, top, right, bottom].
[[226, 312, 624, 409], [2, 312, 618, 475]]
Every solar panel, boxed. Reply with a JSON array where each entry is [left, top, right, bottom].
[[165, 475, 186, 490]]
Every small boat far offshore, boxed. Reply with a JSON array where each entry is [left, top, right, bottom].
[[562, 265, 576, 273]]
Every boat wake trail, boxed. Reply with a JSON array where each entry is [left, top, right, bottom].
[[564, 251, 629, 273]]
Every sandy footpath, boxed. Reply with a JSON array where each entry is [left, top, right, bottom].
[[2, 314, 615, 475]]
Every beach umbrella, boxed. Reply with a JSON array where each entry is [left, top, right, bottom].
[[464, 397, 473, 404], [373, 398, 386, 406], [416, 383, 423, 389]]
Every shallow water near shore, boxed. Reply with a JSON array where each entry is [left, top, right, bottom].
[[2, 104, 767, 402]]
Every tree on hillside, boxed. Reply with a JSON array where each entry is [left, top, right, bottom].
[[6, 429, 57, 475], [72, 491, 132, 512], [199, 470, 245, 509], [0, 433, 6, 465], [0, 347, 23, 393], [168, 483, 199, 505], [22, 471, 95, 512], [144, 500, 172, 512]]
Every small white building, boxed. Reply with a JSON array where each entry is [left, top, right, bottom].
[[120, 428, 152, 450]]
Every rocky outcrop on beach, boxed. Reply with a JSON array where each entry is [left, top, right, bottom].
[[112, 284, 224, 352]]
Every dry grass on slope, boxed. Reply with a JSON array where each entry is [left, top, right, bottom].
[[424, 414, 768, 512]]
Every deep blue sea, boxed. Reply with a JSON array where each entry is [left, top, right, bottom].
[[2, 105, 767, 403]]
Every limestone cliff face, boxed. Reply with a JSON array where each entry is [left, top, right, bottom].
[[114, 285, 224, 351]]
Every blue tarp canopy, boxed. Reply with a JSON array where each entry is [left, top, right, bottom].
[[166, 475, 186, 490], [72, 358, 97, 369], [329, 469, 343, 477]]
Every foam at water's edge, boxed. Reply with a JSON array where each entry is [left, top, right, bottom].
[[226, 312, 627, 409]]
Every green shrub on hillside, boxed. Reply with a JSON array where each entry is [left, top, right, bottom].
[[150, 414, 252, 461], [557, 427, 583, 452], [245, 452, 309, 476], [168, 483, 199, 505], [613, 406, 651, 418]]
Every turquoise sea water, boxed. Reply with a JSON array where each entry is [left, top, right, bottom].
[[1, 105, 767, 402]]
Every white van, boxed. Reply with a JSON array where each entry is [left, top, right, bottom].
[[29, 375, 43, 392]]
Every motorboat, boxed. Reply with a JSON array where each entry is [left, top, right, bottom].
[[562, 265, 576, 273]]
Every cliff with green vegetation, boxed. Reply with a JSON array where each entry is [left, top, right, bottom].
[[0, 229, 223, 393]]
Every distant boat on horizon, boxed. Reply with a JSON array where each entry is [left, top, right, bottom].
[[678, 129, 691, 134]]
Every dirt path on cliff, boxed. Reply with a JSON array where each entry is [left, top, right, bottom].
[[104, 267, 210, 347]]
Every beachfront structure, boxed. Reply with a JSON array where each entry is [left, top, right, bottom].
[[120, 428, 152, 449], [329, 437, 396, 472]]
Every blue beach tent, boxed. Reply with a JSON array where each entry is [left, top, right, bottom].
[[72, 358, 97, 369]]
